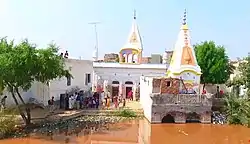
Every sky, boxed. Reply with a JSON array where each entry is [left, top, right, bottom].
[[0, 0, 249, 60]]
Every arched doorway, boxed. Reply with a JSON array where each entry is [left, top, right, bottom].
[[125, 81, 133, 99], [186, 112, 201, 123], [162, 114, 175, 123], [112, 81, 119, 100]]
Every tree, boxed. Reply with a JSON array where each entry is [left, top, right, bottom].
[[194, 41, 233, 90], [0, 38, 71, 125], [224, 93, 250, 125], [227, 54, 250, 97]]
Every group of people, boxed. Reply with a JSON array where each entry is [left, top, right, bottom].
[[46, 89, 134, 113], [47, 90, 129, 111]]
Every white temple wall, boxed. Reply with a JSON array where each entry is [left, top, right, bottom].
[[140, 76, 153, 122], [3, 59, 93, 106], [49, 59, 93, 101], [2, 81, 49, 107], [93, 67, 165, 89]]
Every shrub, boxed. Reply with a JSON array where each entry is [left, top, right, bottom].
[[115, 109, 137, 118], [0, 109, 18, 138], [224, 93, 250, 125]]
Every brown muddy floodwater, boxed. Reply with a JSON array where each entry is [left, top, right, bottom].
[[1, 118, 250, 144]]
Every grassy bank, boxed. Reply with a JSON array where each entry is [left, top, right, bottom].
[[0, 108, 142, 139]]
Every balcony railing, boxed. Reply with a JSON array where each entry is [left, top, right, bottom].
[[151, 94, 212, 105]]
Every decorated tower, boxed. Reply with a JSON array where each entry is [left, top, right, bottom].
[[119, 10, 143, 64], [167, 9, 202, 93]]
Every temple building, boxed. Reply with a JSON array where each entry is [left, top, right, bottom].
[[166, 9, 202, 93], [92, 11, 167, 99], [140, 10, 212, 124]]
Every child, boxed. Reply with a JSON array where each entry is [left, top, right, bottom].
[[122, 98, 126, 108]]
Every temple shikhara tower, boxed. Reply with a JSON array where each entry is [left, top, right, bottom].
[[119, 10, 143, 64], [167, 9, 202, 93]]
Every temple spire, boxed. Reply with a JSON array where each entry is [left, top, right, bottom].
[[166, 9, 202, 93], [121, 10, 142, 50], [182, 9, 187, 25], [119, 10, 143, 64], [134, 10, 136, 19], [181, 9, 188, 30]]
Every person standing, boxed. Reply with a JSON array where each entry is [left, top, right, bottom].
[[114, 95, 118, 109], [0, 96, 7, 112], [48, 96, 55, 113], [68, 95, 74, 110], [128, 90, 133, 101], [100, 91, 105, 109], [106, 96, 110, 109], [75, 93, 80, 110], [122, 98, 126, 108]]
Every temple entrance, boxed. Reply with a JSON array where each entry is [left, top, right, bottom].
[[112, 81, 119, 102], [125, 81, 133, 99], [186, 112, 201, 123], [162, 114, 175, 123]]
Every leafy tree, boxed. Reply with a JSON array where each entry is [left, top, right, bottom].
[[0, 38, 71, 125], [227, 54, 250, 97], [194, 41, 233, 90]]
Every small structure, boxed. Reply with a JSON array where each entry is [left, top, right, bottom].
[[140, 77, 212, 123], [140, 10, 212, 124]]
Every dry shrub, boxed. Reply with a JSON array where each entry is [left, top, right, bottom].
[[0, 109, 18, 138]]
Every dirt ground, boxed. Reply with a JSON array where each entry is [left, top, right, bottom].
[[21, 101, 143, 121]]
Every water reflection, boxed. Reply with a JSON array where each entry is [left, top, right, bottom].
[[1, 118, 250, 144]]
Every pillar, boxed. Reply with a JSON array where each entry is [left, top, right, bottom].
[[200, 111, 211, 123], [122, 83, 126, 99], [175, 112, 186, 123], [119, 81, 123, 96], [103, 80, 108, 93], [133, 82, 137, 101], [119, 53, 123, 63], [92, 72, 98, 92]]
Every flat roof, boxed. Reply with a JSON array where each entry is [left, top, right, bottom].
[[93, 62, 168, 69]]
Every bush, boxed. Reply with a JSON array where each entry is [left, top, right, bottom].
[[114, 109, 137, 118], [0, 109, 18, 138], [224, 93, 250, 125]]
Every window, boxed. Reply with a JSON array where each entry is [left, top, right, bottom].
[[112, 81, 119, 84], [85, 73, 91, 85], [125, 81, 133, 85], [66, 75, 71, 86], [166, 81, 171, 87]]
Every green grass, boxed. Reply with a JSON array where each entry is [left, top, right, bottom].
[[113, 109, 138, 118]]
